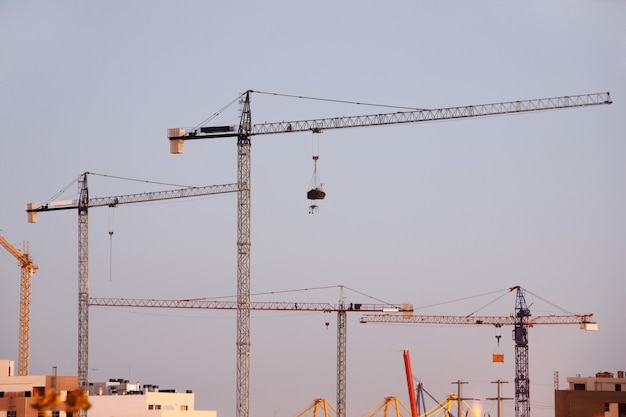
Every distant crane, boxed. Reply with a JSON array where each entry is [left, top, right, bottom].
[[361, 396, 412, 417], [359, 286, 597, 417], [167, 90, 611, 417], [26, 172, 238, 392], [89, 286, 414, 417], [0, 234, 39, 376], [292, 398, 337, 417]]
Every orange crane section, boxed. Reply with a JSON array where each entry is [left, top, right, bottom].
[[0, 234, 39, 376], [403, 350, 419, 417]]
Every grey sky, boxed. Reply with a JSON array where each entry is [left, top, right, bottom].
[[1, 1, 624, 417]]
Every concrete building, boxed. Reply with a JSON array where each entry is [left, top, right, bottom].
[[87, 379, 216, 417], [0, 359, 216, 417], [555, 371, 626, 417], [0, 359, 79, 417]]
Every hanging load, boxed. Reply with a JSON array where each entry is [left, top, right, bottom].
[[307, 149, 325, 214], [492, 324, 504, 363], [307, 187, 326, 200]]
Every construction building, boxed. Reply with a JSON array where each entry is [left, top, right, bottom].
[[555, 371, 626, 417], [0, 359, 79, 417], [0, 359, 216, 417]]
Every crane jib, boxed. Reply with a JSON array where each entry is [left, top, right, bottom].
[[26, 184, 239, 214], [169, 92, 611, 139], [250, 92, 612, 135]]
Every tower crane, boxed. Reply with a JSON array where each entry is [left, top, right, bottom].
[[359, 286, 598, 417], [88, 287, 414, 417], [0, 234, 39, 376], [25, 172, 238, 393], [167, 90, 611, 417]]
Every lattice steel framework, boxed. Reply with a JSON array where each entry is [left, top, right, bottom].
[[27, 174, 238, 417], [513, 287, 531, 417], [336, 306, 347, 417], [0, 235, 38, 376], [77, 174, 89, 417], [236, 93, 253, 417], [89, 295, 410, 417]]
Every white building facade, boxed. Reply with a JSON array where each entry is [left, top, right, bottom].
[[0, 359, 217, 417]]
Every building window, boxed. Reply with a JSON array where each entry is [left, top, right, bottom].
[[149, 404, 154, 410], [573, 383, 585, 391], [8, 412, 17, 417], [180, 405, 189, 410], [616, 384, 622, 391], [605, 403, 610, 412]]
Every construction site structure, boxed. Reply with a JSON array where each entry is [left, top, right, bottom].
[[168, 90, 611, 417], [0, 235, 38, 376], [292, 398, 337, 417], [421, 394, 480, 417], [89, 287, 414, 417], [361, 397, 412, 417], [359, 286, 597, 417], [26, 173, 238, 395]]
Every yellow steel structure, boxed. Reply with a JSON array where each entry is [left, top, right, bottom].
[[0, 234, 39, 376], [361, 397, 412, 417], [421, 394, 480, 417], [292, 398, 337, 417]]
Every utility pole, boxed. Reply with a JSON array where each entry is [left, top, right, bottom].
[[487, 380, 513, 417], [452, 380, 468, 417]]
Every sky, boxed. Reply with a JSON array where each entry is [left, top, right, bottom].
[[1, 1, 624, 417]]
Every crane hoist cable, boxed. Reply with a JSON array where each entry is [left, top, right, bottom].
[[108, 206, 115, 282]]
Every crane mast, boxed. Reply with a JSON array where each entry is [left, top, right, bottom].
[[359, 286, 597, 417], [513, 287, 531, 417], [26, 173, 238, 402], [236, 93, 252, 417], [77, 174, 89, 395], [168, 90, 610, 417], [0, 235, 39, 376]]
